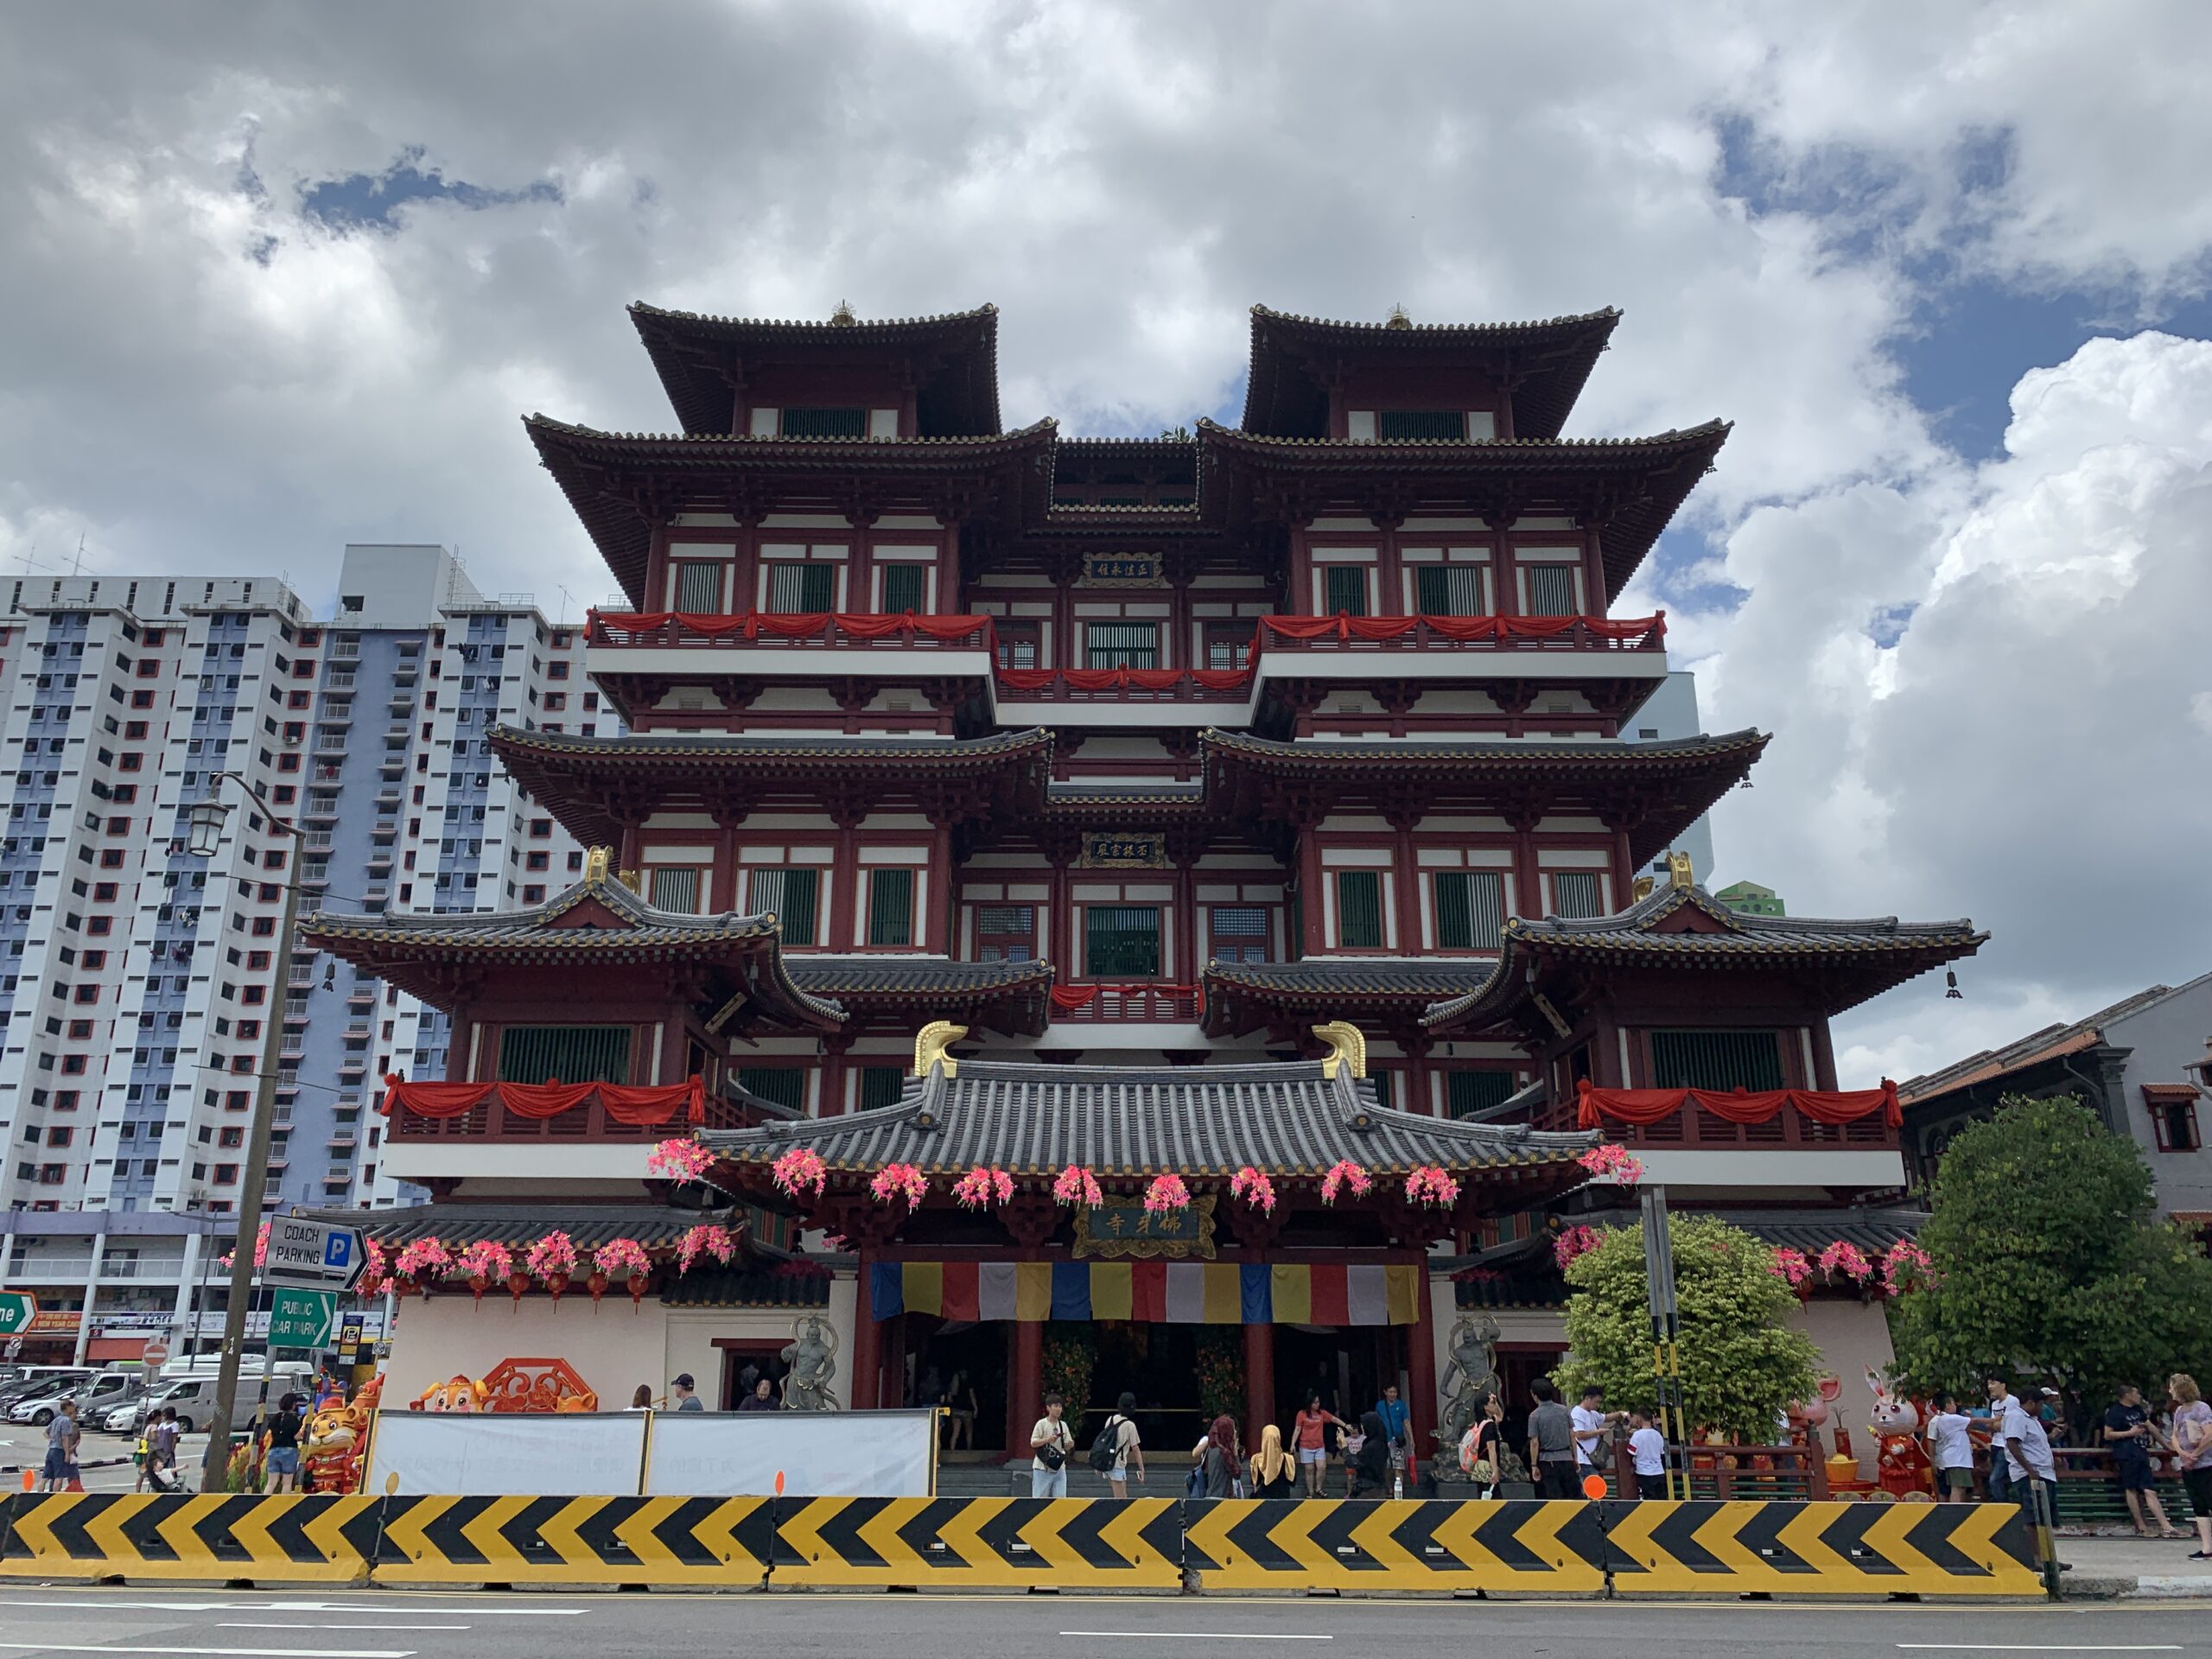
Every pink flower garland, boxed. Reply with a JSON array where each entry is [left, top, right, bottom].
[[1770, 1246, 1814, 1288], [524, 1230, 577, 1284], [358, 1238, 389, 1297], [1554, 1224, 1603, 1269], [394, 1237, 451, 1281], [1576, 1143, 1645, 1185], [772, 1147, 828, 1200], [218, 1219, 272, 1271], [593, 1237, 652, 1279], [1818, 1240, 1874, 1284], [951, 1166, 1015, 1211], [675, 1224, 735, 1274], [870, 1162, 929, 1210], [649, 1137, 715, 1184], [1143, 1173, 1192, 1212], [1878, 1239, 1933, 1297], [1320, 1160, 1370, 1205], [1052, 1164, 1103, 1207], [454, 1239, 513, 1282], [1404, 1165, 1459, 1208], [1230, 1166, 1276, 1214]]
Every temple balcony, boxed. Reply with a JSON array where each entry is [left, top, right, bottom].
[[1247, 612, 1667, 685], [1529, 1084, 1905, 1193], [379, 1078, 772, 1184]]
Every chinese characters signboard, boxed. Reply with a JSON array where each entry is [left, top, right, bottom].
[[1074, 1195, 1217, 1259], [1080, 551, 1166, 588], [1079, 832, 1166, 869]]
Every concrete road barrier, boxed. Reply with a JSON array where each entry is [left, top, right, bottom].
[[0, 1492, 385, 1584], [371, 1493, 777, 1587], [1183, 1497, 1611, 1594], [1602, 1498, 2042, 1597], [774, 1495, 1184, 1590]]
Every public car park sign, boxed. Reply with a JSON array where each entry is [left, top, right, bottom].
[[261, 1218, 368, 1294]]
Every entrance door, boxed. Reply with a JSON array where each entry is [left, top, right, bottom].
[[912, 1320, 1009, 1452], [715, 1341, 791, 1410]]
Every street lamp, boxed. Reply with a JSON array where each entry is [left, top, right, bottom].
[[193, 772, 307, 1491]]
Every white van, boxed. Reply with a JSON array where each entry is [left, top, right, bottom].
[[122, 1361, 318, 1435]]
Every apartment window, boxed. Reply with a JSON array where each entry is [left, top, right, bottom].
[[213, 1164, 239, 1185], [496, 1025, 632, 1086], [1446, 1070, 1517, 1120], [1323, 565, 1369, 617], [525, 851, 550, 871], [1084, 906, 1160, 977], [880, 564, 927, 614], [736, 1066, 807, 1111], [1549, 871, 1604, 919], [1377, 410, 1465, 441], [766, 563, 836, 613], [976, 904, 1034, 963], [672, 561, 724, 613], [2148, 1088, 2203, 1152], [1209, 905, 1270, 964], [1523, 563, 1580, 617], [1649, 1030, 1786, 1092], [1205, 623, 1252, 671], [1415, 565, 1486, 617], [857, 1065, 906, 1111], [521, 885, 545, 903], [646, 867, 702, 913], [529, 818, 552, 838], [995, 622, 1040, 671], [1433, 870, 1506, 951], [1085, 621, 1157, 671], [219, 1126, 245, 1149], [1336, 872, 1384, 949], [749, 868, 819, 946], [867, 868, 915, 946], [779, 407, 867, 438]]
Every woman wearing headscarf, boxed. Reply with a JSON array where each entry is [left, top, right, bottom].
[[1194, 1414, 1244, 1498], [1248, 1422, 1298, 1498], [1350, 1409, 1392, 1498]]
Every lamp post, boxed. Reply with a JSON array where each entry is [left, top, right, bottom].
[[192, 773, 306, 1491]]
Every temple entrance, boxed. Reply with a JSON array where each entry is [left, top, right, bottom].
[[1085, 1321, 1205, 1459], [908, 1318, 1008, 1452], [1271, 1325, 1411, 1431]]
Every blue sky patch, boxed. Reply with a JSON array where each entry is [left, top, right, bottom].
[[298, 146, 561, 233]]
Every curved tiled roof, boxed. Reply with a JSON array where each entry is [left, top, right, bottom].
[[1205, 728, 1764, 770], [702, 1056, 1593, 1179], [786, 957, 1055, 1038], [325, 1201, 760, 1254], [1204, 958, 1508, 1037]]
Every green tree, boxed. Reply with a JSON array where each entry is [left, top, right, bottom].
[[1558, 1213, 1818, 1441], [1890, 1095, 2212, 1408]]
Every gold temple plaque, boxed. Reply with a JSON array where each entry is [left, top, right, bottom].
[[1074, 1192, 1217, 1259]]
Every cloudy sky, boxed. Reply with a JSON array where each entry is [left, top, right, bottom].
[[3, 2, 2209, 1084]]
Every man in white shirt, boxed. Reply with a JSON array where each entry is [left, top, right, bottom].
[[1626, 1406, 1668, 1499], [1030, 1391, 1074, 1499], [1923, 1391, 1976, 1503], [1998, 1379, 2066, 1571], [1572, 1385, 1626, 1491]]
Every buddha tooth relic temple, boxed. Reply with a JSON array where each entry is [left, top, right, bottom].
[[305, 298, 1985, 1454]]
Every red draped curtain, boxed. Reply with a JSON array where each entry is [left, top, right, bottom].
[[380, 1076, 706, 1126], [1576, 1077, 1900, 1130]]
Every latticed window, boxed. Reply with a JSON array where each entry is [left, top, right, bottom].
[[880, 564, 927, 613], [779, 406, 867, 438], [1085, 906, 1160, 976], [976, 904, 1034, 963], [1323, 566, 1369, 616], [738, 1066, 807, 1110], [1336, 871, 1384, 948], [1205, 623, 1252, 671], [1085, 621, 1158, 670], [748, 868, 818, 945], [1416, 565, 1486, 617], [1550, 871, 1604, 919], [1209, 905, 1271, 963], [647, 866, 701, 913], [1433, 870, 1506, 950], [858, 1065, 906, 1111], [766, 563, 836, 613], [1649, 1030, 1786, 1091], [1447, 1070, 1517, 1120], [1523, 563, 1580, 617], [497, 1025, 632, 1086], [868, 868, 915, 946], [995, 622, 1039, 671], [673, 561, 723, 613], [1378, 410, 1465, 441]]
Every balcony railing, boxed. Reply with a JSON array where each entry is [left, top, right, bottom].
[[588, 610, 995, 650], [385, 1082, 756, 1142], [1535, 1084, 1898, 1151], [1252, 613, 1666, 654], [996, 667, 1252, 702], [1048, 983, 1203, 1022]]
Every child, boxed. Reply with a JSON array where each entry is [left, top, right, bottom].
[[1628, 1406, 1669, 1499]]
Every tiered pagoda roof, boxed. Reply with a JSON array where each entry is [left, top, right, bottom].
[[1202, 958, 1501, 1040], [785, 957, 1055, 1039]]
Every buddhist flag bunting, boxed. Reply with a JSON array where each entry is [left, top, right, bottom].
[[868, 1261, 1422, 1325]]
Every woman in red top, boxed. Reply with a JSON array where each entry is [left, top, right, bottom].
[[1292, 1391, 1351, 1497]]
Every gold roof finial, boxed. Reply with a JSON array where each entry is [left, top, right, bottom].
[[1666, 849, 1695, 890], [1631, 874, 1657, 903], [1385, 303, 1412, 330], [830, 299, 857, 327], [1312, 1020, 1368, 1080], [913, 1019, 968, 1078], [584, 847, 611, 884]]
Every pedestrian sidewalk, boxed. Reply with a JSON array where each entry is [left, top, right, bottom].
[[2058, 1535, 2212, 1598]]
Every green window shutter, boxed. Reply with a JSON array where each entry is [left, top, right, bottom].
[[753, 868, 819, 945], [674, 562, 723, 613], [1337, 871, 1382, 948], [1447, 1070, 1516, 1119], [736, 1066, 807, 1110], [1084, 622, 1158, 669], [1649, 1030, 1786, 1091], [1433, 872, 1505, 950], [648, 866, 701, 913], [1370, 1072, 1395, 1108], [1377, 410, 1465, 441], [497, 1025, 632, 1085], [1551, 871, 1603, 919], [868, 868, 914, 946], [1084, 906, 1161, 977], [1417, 565, 1484, 616], [1324, 566, 1369, 617], [880, 564, 926, 613], [779, 407, 867, 438], [1523, 564, 1580, 617], [858, 1065, 906, 1110]]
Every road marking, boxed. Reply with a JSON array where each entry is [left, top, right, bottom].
[[0, 1599, 580, 1617], [1897, 1648, 2184, 1653], [0, 1647, 414, 1659], [1061, 1637, 1332, 1643], [218, 1628, 468, 1635]]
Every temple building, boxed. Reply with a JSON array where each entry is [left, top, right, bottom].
[[306, 299, 1983, 1459]]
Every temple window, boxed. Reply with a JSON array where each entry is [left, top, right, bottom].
[[1335, 872, 1385, 949], [1207, 905, 1271, 963], [737, 1065, 807, 1111], [975, 904, 1035, 962], [1205, 623, 1251, 671], [1519, 559, 1583, 617], [1085, 621, 1158, 671], [866, 868, 915, 946], [1447, 1070, 1517, 1119], [1649, 1029, 1786, 1092], [879, 563, 928, 613], [646, 866, 702, 913], [995, 622, 1040, 671], [779, 406, 868, 438], [1322, 565, 1370, 617], [1376, 410, 1467, 442], [858, 1066, 905, 1110], [1547, 871, 1605, 920], [672, 560, 725, 613], [766, 561, 836, 613], [748, 868, 820, 944], [497, 1024, 632, 1086], [1414, 563, 1487, 616], [1433, 870, 1505, 951], [1084, 905, 1161, 977]]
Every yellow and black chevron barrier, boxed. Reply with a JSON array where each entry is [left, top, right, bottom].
[[1602, 1499, 2042, 1597], [774, 1496, 1184, 1590], [1182, 1497, 1611, 1594], [0, 1492, 385, 1584], [371, 1493, 776, 1587]]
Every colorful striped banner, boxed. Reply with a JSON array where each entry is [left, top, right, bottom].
[[868, 1261, 1423, 1325]]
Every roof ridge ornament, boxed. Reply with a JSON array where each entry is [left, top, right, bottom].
[[831, 299, 857, 327], [1385, 303, 1411, 330], [914, 1019, 968, 1078], [584, 846, 611, 884], [1311, 1020, 1368, 1080], [1666, 849, 1694, 889]]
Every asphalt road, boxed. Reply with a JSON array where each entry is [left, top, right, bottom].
[[0, 1589, 2201, 1659], [0, 1420, 210, 1491]]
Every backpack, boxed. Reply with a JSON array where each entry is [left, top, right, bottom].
[[1089, 1414, 1124, 1476]]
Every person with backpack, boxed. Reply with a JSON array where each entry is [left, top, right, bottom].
[[1089, 1391, 1146, 1497], [1193, 1414, 1243, 1498]]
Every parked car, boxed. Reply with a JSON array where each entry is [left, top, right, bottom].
[[0, 1373, 90, 1421], [0, 1367, 89, 1410], [131, 1363, 317, 1435], [70, 1373, 150, 1431], [12, 1368, 141, 1427]]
